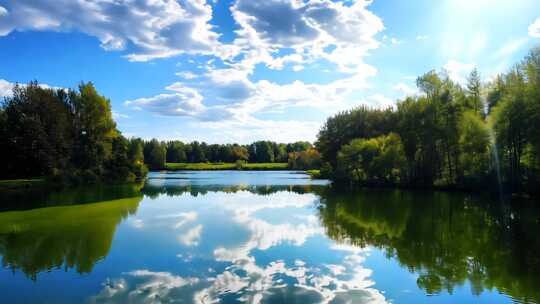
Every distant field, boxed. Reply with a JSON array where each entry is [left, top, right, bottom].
[[164, 162, 289, 171]]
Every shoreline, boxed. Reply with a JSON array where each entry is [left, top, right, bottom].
[[161, 162, 290, 171]]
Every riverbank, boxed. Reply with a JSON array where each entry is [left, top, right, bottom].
[[0, 178, 46, 191], [163, 162, 290, 171]]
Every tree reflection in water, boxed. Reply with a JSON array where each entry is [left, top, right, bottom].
[[0, 187, 143, 281], [317, 189, 540, 303]]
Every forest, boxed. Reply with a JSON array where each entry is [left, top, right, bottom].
[[316, 48, 540, 194], [0, 82, 147, 183], [140, 138, 320, 170], [0, 83, 320, 182]]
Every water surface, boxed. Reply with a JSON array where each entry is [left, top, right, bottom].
[[0, 171, 538, 303]]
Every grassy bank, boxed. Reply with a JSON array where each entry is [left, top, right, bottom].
[[305, 169, 322, 179], [164, 162, 289, 171], [0, 178, 46, 191]]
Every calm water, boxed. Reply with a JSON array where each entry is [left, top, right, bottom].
[[0, 171, 539, 303]]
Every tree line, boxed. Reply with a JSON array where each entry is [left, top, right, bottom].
[[0, 81, 325, 182], [0, 82, 147, 183], [139, 138, 321, 170], [316, 47, 540, 194]]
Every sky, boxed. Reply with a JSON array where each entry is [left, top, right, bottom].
[[0, 0, 539, 144]]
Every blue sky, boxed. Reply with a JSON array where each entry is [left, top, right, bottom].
[[1, 0, 539, 143]]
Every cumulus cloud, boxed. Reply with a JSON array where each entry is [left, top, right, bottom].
[[124, 61, 375, 132], [393, 82, 419, 98], [0, 0, 226, 61], [125, 84, 235, 121], [176, 71, 198, 80], [529, 17, 540, 38], [231, 0, 383, 72], [443, 60, 475, 84], [172, 212, 198, 229], [90, 270, 200, 303], [0, 79, 13, 97], [112, 111, 129, 119], [178, 224, 203, 247]]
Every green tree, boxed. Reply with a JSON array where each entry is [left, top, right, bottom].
[[490, 68, 528, 188], [466, 68, 484, 116], [144, 139, 166, 169], [166, 141, 187, 163], [249, 141, 275, 163], [336, 133, 405, 185], [190, 141, 206, 163], [458, 111, 490, 183], [1, 81, 146, 182], [71, 82, 118, 175]]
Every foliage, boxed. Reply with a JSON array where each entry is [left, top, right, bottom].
[[316, 106, 396, 167], [458, 111, 490, 182], [0, 82, 147, 183], [316, 47, 540, 194], [140, 139, 315, 169], [288, 148, 322, 170], [336, 133, 405, 185], [144, 139, 167, 170]]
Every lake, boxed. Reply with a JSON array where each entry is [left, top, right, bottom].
[[0, 171, 539, 303]]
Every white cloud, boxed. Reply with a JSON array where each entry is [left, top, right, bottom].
[[443, 60, 475, 84], [198, 118, 321, 143], [178, 224, 203, 247], [0, 0, 226, 62], [124, 61, 376, 138], [416, 35, 428, 41], [266, 53, 304, 70], [292, 65, 304, 72], [175, 72, 198, 80], [171, 212, 198, 229], [390, 37, 403, 45], [112, 111, 129, 119], [529, 17, 540, 38], [90, 270, 200, 303], [232, 0, 382, 49], [125, 84, 235, 121], [0, 79, 13, 97], [231, 0, 383, 73], [0, 79, 64, 98], [393, 83, 419, 98]]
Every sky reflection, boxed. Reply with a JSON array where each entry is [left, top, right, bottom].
[[90, 186, 386, 304]]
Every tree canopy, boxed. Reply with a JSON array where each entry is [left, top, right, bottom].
[[1, 82, 147, 183], [316, 47, 540, 194]]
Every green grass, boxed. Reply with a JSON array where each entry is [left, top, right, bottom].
[[305, 169, 321, 179], [164, 162, 289, 171]]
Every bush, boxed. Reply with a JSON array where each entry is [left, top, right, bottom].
[[235, 160, 247, 170]]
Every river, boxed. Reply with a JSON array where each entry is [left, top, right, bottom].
[[0, 171, 538, 303]]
